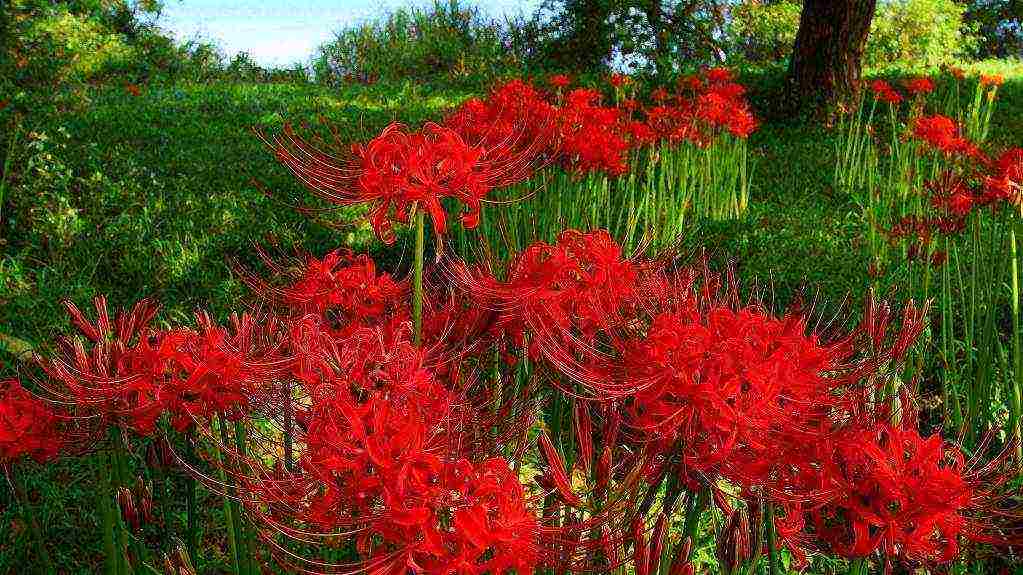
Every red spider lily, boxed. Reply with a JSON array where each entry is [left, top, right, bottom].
[[903, 77, 936, 95], [548, 74, 571, 90], [191, 314, 549, 575], [911, 115, 978, 157], [695, 91, 758, 140], [265, 109, 551, 243], [985, 147, 1023, 204], [705, 67, 735, 84], [160, 311, 287, 431], [246, 248, 408, 322], [870, 80, 904, 105], [650, 87, 669, 103], [39, 296, 283, 434], [40, 297, 165, 435], [927, 171, 977, 216], [810, 420, 1021, 568], [0, 378, 63, 464], [980, 74, 1005, 88], [456, 229, 642, 364], [610, 73, 631, 88], [558, 88, 631, 175]]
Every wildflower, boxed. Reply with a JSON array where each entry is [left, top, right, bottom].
[[0, 378, 63, 464], [980, 74, 1004, 88], [904, 77, 936, 95], [870, 80, 903, 105], [610, 73, 630, 88], [812, 421, 1017, 567], [549, 74, 571, 89], [266, 101, 551, 243], [911, 115, 974, 157], [984, 147, 1023, 204], [705, 67, 735, 84]]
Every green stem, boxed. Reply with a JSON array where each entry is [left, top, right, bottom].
[[216, 417, 242, 575], [413, 209, 425, 345], [766, 502, 780, 575], [111, 429, 139, 574], [1011, 225, 1023, 465], [232, 420, 256, 575], [185, 429, 200, 568], [682, 488, 709, 556]]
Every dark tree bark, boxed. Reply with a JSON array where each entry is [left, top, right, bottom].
[[788, 0, 878, 104]]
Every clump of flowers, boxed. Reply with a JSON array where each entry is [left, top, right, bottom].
[[0, 378, 64, 464]]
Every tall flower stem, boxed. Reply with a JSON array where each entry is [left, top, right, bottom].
[[765, 502, 780, 575], [5, 464, 55, 575], [215, 416, 242, 575], [111, 429, 140, 574], [1011, 222, 1023, 464], [413, 209, 425, 345], [233, 420, 257, 575], [185, 429, 200, 567], [682, 488, 709, 557]]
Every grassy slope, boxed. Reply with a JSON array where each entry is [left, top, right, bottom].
[[1, 61, 1022, 571]]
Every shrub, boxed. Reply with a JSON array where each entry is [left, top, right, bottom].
[[725, 0, 977, 71], [728, 0, 802, 66], [312, 0, 523, 86], [865, 0, 978, 70]]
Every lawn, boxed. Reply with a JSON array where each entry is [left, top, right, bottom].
[[2, 60, 1023, 572]]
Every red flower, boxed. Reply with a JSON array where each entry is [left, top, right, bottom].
[[548, 74, 572, 89], [904, 77, 936, 95], [811, 422, 1010, 567], [980, 74, 1004, 88], [0, 378, 63, 464], [870, 80, 903, 105], [266, 93, 551, 243], [705, 67, 735, 84], [911, 115, 975, 157], [984, 147, 1023, 204], [610, 73, 630, 88]]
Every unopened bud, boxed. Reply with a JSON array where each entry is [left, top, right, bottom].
[[117, 487, 139, 531]]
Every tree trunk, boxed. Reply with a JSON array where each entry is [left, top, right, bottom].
[[788, 0, 877, 104]]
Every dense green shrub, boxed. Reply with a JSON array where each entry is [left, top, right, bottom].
[[312, 0, 524, 86], [865, 0, 978, 69], [725, 0, 977, 70], [728, 0, 802, 65]]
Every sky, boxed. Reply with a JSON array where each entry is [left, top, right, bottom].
[[159, 0, 542, 67]]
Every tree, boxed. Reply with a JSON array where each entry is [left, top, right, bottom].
[[788, 0, 878, 104], [539, 0, 616, 71]]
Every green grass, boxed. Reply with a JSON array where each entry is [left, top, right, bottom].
[[1, 60, 1022, 572]]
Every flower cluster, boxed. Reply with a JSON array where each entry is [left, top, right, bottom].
[[0, 378, 63, 464], [38, 297, 283, 435], [266, 96, 553, 243], [883, 147, 1023, 267], [911, 115, 980, 158], [451, 228, 1019, 571]]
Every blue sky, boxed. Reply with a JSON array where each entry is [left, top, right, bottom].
[[159, 0, 541, 67]]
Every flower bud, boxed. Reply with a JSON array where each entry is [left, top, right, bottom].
[[117, 486, 139, 531], [631, 517, 647, 575]]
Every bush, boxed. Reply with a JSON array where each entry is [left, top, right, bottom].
[[865, 0, 978, 69], [728, 1, 802, 66], [725, 0, 976, 71], [312, 0, 524, 86]]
